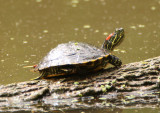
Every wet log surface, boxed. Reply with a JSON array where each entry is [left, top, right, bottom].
[[0, 56, 160, 112]]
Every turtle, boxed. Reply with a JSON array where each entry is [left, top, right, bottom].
[[33, 28, 124, 79]]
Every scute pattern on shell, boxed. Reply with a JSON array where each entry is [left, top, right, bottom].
[[36, 42, 109, 70]]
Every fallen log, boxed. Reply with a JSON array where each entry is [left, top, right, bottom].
[[0, 56, 159, 112]]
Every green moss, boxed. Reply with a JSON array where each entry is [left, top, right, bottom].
[[105, 84, 111, 89], [125, 95, 136, 99], [78, 94, 83, 97], [71, 99, 79, 103], [74, 82, 79, 85], [99, 97, 106, 100], [111, 80, 116, 84]]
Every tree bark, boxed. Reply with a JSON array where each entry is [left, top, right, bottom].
[[0, 56, 159, 112]]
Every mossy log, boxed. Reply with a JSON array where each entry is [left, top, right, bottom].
[[0, 56, 160, 112]]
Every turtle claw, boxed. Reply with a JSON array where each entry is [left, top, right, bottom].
[[31, 76, 42, 80]]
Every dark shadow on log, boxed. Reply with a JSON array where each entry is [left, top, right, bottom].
[[0, 56, 159, 112]]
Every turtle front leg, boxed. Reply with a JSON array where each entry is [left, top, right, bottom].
[[108, 55, 122, 67]]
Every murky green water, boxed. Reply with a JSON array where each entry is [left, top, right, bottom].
[[1, 0, 160, 85], [0, 0, 160, 112]]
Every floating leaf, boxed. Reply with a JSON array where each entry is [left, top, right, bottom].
[[83, 25, 91, 28], [74, 28, 79, 31], [24, 61, 29, 63], [26, 35, 29, 37], [130, 26, 136, 29], [138, 24, 145, 28], [151, 6, 156, 10], [95, 30, 99, 33], [43, 30, 48, 33], [23, 41, 28, 44], [71, 0, 79, 4], [10, 38, 14, 40], [1, 60, 4, 62], [103, 32, 108, 36], [113, 49, 120, 52], [121, 50, 126, 53], [36, 0, 42, 2]]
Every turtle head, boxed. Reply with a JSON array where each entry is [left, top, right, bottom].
[[102, 28, 124, 51]]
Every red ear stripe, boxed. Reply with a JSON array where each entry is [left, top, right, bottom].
[[106, 33, 113, 40]]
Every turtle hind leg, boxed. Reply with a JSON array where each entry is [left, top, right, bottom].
[[31, 76, 42, 80], [31, 72, 45, 80], [108, 55, 122, 67]]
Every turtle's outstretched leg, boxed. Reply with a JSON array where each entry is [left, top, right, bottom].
[[31, 72, 45, 80], [108, 55, 122, 67], [32, 76, 42, 80]]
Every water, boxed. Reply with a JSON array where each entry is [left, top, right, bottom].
[[0, 0, 160, 112]]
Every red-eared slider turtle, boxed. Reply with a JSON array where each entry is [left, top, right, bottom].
[[33, 28, 124, 79]]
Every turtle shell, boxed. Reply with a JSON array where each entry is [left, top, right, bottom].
[[35, 42, 110, 78]]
